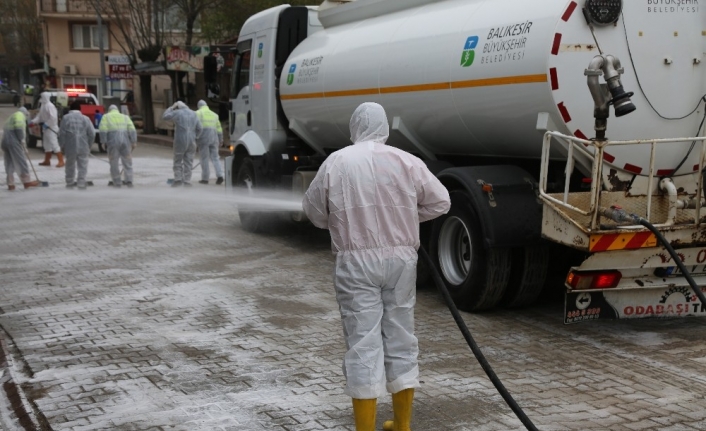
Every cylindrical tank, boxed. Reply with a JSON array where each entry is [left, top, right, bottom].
[[280, 0, 706, 177]]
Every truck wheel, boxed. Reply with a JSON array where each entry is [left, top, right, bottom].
[[235, 157, 272, 233], [502, 245, 549, 308], [430, 190, 511, 311]]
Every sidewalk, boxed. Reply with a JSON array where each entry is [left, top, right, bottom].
[[137, 133, 232, 158]]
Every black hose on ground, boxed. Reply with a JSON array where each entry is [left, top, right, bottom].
[[418, 246, 539, 431]]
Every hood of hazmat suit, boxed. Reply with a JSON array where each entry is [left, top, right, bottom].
[[59, 110, 96, 154], [302, 102, 450, 399], [99, 106, 136, 147]]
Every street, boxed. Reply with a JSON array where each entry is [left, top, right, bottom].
[[1, 105, 706, 431]]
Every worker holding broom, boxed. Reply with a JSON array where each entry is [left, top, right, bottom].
[[58, 101, 96, 190], [195, 100, 224, 185], [162, 101, 202, 187], [2, 107, 39, 190], [100, 105, 137, 188]]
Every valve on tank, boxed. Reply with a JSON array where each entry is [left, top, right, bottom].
[[584, 54, 636, 140]]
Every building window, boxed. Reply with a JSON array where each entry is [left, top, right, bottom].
[[71, 24, 109, 50]]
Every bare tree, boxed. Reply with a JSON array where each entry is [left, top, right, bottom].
[[88, 0, 169, 133], [200, 0, 310, 44], [0, 0, 44, 73], [165, 0, 222, 102]]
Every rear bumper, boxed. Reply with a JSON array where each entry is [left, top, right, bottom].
[[565, 246, 706, 323]]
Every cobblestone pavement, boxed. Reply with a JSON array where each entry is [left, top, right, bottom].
[[1, 106, 706, 430]]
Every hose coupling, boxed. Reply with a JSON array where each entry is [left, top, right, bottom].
[[599, 205, 642, 224]]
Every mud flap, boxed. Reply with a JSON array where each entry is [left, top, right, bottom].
[[565, 287, 706, 324]]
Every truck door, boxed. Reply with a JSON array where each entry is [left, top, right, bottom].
[[230, 38, 253, 141]]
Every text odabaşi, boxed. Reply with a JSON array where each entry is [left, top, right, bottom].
[[481, 21, 532, 65]]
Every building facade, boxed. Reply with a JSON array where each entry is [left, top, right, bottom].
[[38, 0, 135, 100]]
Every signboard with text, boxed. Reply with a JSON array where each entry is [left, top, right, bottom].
[[109, 64, 133, 80], [107, 55, 131, 65], [166, 46, 211, 72]]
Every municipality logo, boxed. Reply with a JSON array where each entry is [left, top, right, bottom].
[[258, 43, 263, 58], [461, 36, 479, 67], [287, 64, 296, 85]]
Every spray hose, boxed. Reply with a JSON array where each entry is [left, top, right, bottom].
[[418, 207, 706, 431], [418, 246, 539, 431], [599, 207, 706, 307]]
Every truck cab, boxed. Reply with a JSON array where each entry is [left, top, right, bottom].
[[227, 6, 322, 204]]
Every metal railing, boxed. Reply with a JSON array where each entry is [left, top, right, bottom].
[[539, 131, 706, 231], [40, 0, 95, 13]]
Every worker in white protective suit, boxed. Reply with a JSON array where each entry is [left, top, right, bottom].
[[30, 92, 64, 167], [195, 100, 224, 185], [162, 101, 202, 187], [58, 101, 96, 190], [2, 107, 39, 190], [303, 102, 451, 431], [99, 105, 137, 188]]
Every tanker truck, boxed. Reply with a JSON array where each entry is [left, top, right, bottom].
[[223, 0, 706, 323]]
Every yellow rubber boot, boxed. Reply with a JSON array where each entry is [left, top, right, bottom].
[[382, 388, 414, 431], [351, 398, 377, 431]]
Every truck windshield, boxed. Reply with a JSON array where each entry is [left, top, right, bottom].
[[232, 39, 252, 99]]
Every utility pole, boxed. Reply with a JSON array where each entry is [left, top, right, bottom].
[[96, 0, 107, 105]]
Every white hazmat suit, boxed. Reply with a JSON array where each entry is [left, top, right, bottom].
[[31, 92, 61, 154], [162, 101, 202, 186], [195, 100, 224, 184], [2, 108, 38, 189], [99, 105, 137, 187], [303, 102, 451, 401], [58, 108, 96, 189]]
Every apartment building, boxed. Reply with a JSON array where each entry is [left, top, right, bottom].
[[38, 0, 135, 100]]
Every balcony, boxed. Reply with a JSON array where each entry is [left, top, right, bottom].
[[40, 0, 97, 16]]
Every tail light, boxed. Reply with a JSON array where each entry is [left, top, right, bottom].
[[566, 270, 622, 290]]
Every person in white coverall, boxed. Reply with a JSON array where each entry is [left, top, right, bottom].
[[2, 107, 39, 190], [99, 105, 137, 188], [303, 102, 450, 431], [30, 92, 64, 167], [195, 100, 224, 185], [162, 101, 202, 187], [58, 101, 96, 189]]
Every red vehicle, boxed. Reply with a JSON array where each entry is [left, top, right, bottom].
[[27, 88, 104, 151]]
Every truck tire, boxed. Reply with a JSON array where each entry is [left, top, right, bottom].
[[235, 157, 273, 233], [430, 190, 511, 311], [502, 244, 549, 308]]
